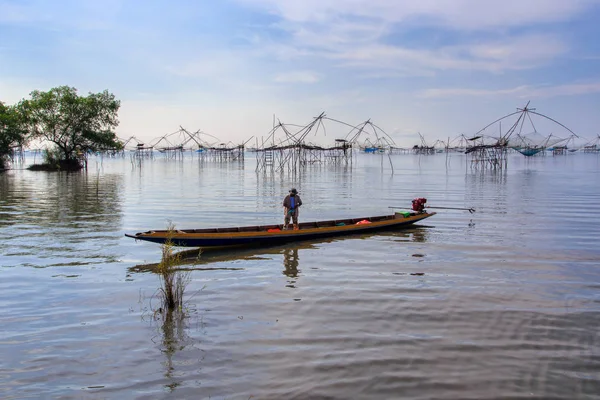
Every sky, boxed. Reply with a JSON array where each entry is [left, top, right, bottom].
[[1, 0, 600, 148]]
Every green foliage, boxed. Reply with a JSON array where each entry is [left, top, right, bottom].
[[17, 86, 123, 168], [42, 148, 63, 169], [0, 102, 28, 170]]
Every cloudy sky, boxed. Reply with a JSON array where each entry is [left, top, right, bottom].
[[1, 0, 600, 147]]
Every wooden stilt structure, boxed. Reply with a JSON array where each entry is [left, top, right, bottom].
[[203, 143, 245, 162], [467, 102, 577, 169], [583, 135, 600, 153], [412, 133, 435, 155], [255, 113, 358, 173], [388, 146, 412, 155], [134, 143, 154, 159]]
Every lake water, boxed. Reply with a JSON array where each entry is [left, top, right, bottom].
[[1, 151, 599, 399]]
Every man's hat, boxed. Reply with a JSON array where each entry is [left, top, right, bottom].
[[289, 188, 298, 194]]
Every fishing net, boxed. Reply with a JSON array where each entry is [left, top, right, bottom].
[[507, 131, 569, 156]]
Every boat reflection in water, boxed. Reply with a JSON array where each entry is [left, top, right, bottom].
[[129, 226, 430, 275]]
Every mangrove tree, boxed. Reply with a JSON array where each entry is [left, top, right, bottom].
[[18, 86, 123, 170]]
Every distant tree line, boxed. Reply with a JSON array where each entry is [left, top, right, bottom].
[[0, 86, 123, 171]]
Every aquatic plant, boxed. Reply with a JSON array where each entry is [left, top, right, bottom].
[[157, 222, 191, 311]]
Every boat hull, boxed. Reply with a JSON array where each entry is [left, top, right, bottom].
[[125, 212, 435, 248]]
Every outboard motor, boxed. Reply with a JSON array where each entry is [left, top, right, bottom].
[[412, 198, 427, 213]]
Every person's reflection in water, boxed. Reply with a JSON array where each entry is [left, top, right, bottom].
[[282, 248, 300, 288]]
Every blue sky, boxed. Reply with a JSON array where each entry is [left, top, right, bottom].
[[1, 0, 600, 147]]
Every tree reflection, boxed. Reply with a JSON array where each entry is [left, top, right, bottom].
[[1, 170, 124, 268], [0, 173, 11, 228], [0, 170, 123, 229]]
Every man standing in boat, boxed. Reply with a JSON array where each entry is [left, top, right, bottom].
[[283, 188, 302, 230]]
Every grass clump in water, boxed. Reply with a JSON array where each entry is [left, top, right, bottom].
[[157, 222, 191, 311]]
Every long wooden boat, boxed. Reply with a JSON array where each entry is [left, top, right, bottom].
[[125, 211, 435, 248]]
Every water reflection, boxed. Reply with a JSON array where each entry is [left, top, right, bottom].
[[465, 169, 509, 214], [129, 228, 431, 275], [0, 171, 123, 228], [129, 244, 309, 274], [152, 307, 190, 392], [0, 171, 124, 268], [144, 253, 200, 394], [283, 248, 300, 288], [4, 153, 600, 399], [411, 227, 428, 242]]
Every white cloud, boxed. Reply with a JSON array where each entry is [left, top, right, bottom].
[[3, 0, 599, 146], [530, 82, 600, 97], [270, 32, 566, 76], [468, 34, 566, 65], [237, 0, 598, 29], [419, 82, 600, 99], [274, 71, 320, 83], [236, 0, 581, 76], [419, 86, 531, 98]]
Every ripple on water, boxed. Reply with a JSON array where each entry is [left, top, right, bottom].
[[1, 154, 600, 398]]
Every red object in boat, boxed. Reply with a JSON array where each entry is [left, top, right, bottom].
[[412, 198, 427, 212]]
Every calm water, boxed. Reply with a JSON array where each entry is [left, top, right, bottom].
[[1, 152, 599, 399]]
